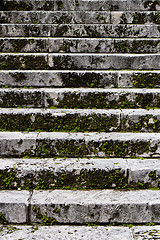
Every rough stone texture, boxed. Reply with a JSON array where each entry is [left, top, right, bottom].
[[0, 132, 160, 158], [1, 70, 160, 88], [2, 108, 160, 132], [0, 108, 121, 132], [3, 0, 160, 11], [1, 158, 160, 189], [1, 38, 159, 53], [1, 24, 160, 37], [1, 11, 160, 24], [0, 191, 30, 223], [0, 88, 44, 108], [0, 225, 133, 240], [44, 88, 160, 109], [121, 109, 160, 132], [30, 189, 160, 224], [2, 88, 160, 108], [1, 53, 160, 70]]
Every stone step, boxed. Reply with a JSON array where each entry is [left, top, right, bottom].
[[1, 108, 160, 132], [1, 53, 160, 70], [2, 88, 160, 109], [0, 225, 135, 239], [0, 70, 160, 88], [1, 38, 160, 53], [1, 24, 159, 37], [1, 88, 160, 109], [1, 189, 160, 224], [2, 225, 160, 240], [1, 11, 160, 24], [1, 157, 160, 190], [0, 131, 159, 158], [1, 225, 160, 239], [3, 0, 160, 11]]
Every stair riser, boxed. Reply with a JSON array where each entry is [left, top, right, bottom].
[[1, 24, 160, 37], [3, 0, 160, 11], [1, 158, 160, 190], [1, 109, 160, 133], [1, 54, 160, 70], [0, 132, 159, 158], [1, 38, 160, 53], [1, 71, 160, 88], [1, 89, 160, 109], [1, 11, 160, 24]]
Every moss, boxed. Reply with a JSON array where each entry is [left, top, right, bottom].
[[0, 55, 48, 70], [33, 207, 58, 225], [0, 212, 8, 225], [0, 113, 119, 132], [100, 140, 151, 157], [10, 72, 27, 83], [132, 73, 160, 88], [46, 91, 159, 109], [114, 40, 159, 53], [0, 90, 42, 108]]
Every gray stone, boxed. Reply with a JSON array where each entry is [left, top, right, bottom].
[[1, 70, 160, 88], [1, 24, 160, 37], [3, 0, 160, 11], [0, 225, 133, 240], [0, 191, 30, 223], [1, 38, 159, 53], [1, 131, 160, 158], [30, 189, 160, 223], [1, 53, 160, 70], [1, 11, 159, 24]]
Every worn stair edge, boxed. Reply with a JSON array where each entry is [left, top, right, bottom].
[[2, 108, 160, 132], [1, 11, 160, 24], [0, 225, 134, 240], [1, 88, 160, 109], [1, 24, 160, 38], [0, 131, 160, 157], [1, 70, 160, 88], [1, 53, 160, 70], [2, 0, 160, 11], [1, 157, 160, 190], [1, 38, 160, 53]]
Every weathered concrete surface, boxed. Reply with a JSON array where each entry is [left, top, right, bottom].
[[1, 70, 160, 88], [0, 132, 160, 157], [0, 225, 133, 240], [1, 53, 160, 70], [1, 24, 160, 37], [1, 38, 159, 53], [30, 189, 160, 224], [3, 0, 160, 11], [1, 158, 160, 189], [0, 191, 30, 223], [1, 11, 160, 24]]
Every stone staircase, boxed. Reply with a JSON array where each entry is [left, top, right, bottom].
[[1, 0, 160, 239]]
